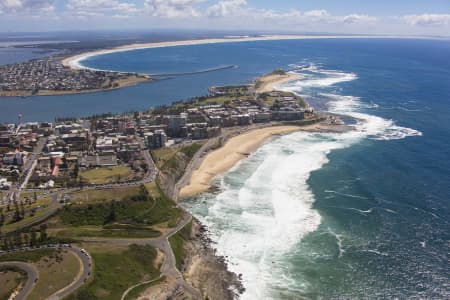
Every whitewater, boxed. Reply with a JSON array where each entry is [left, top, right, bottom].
[[183, 63, 422, 299]]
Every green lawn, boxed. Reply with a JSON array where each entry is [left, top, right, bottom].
[[53, 225, 161, 239], [69, 186, 140, 204], [79, 166, 133, 184], [56, 184, 181, 237], [67, 244, 160, 300], [0, 249, 55, 263]]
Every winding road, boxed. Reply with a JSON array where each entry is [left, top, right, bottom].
[[0, 261, 38, 300], [0, 245, 92, 300]]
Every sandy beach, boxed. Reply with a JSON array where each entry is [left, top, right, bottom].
[[256, 73, 303, 93], [62, 34, 382, 71], [179, 123, 324, 198]]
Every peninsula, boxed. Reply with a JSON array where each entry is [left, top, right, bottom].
[[0, 56, 150, 97]]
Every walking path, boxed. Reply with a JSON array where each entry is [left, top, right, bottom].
[[0, 245, 92, 300]]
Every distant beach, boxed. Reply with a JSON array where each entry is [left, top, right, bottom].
[[61, 34, 400, 71]]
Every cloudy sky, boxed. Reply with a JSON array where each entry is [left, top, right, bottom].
[[0, 0, 449, 35]]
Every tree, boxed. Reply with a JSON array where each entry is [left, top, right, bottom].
[[23, 233, 30, 247], [78, 178, 85, 189], [39, 224, 48, 243], [73, 164, 79, 178], [14, 232, 22, 247], [104, 200, 117, 225], [20, 201, 25, 219], [30, 229, 37, 247], [0, 208, 4, 227], [13, 202, 21, 222]]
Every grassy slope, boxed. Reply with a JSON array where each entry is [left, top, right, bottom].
[[67, 244, 159, 300], [28, 250, 80, 300], [50, 183, 181, 239], [168, 220, 192, 270], [79, 166, 132, 184]]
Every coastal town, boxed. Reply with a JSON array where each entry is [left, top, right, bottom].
[[0, 74, 319, 202], [0, 56, 150, 96], [0, 66, 337, 299]]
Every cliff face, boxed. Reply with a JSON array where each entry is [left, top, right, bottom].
[[156, 153, 189, 200], [152, 143, 204, 200]]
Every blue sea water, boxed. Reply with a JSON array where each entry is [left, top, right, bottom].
[[1, 38, 450, 298]]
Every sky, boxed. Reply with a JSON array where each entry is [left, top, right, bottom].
[[0, 0, 449, 36]]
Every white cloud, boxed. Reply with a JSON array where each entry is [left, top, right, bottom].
[[66, 0, 138, 15], [304, 10, 330, 19], [144, 0, 203, 18], [206, 0, 247, 17], [0, 0, 55, 14], [205, 2, 376, 26], [402, 14, 450, 26], [341, 14, 377, 24]]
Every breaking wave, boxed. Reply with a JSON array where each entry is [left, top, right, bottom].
[[184, 62, 423, 299]]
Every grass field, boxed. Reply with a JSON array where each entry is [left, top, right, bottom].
[[79, 166, 133, 184], [52, 184, 181, 238], [67, 244, 160, 300], [58, 187, 181, 226], [69, 186, 139, 204], [27, 250, 80, 300], [0, 268, 25, 300], [52, 225, 161, 239], [0, 249, 55, 263]]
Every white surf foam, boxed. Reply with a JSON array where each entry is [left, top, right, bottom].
[[188, 62, 423, 299], [197, 130, 361, 299]]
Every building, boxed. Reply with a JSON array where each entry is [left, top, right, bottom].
[[271, 109, 305, 121], [145, 130, 167, 149], [0, 177, 11, 190], [253, 112, 271, 123], [167, 114, 187, 137], [3, 151, 27, 166]]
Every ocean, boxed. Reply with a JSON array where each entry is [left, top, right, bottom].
[[2, 38, 450, 298]]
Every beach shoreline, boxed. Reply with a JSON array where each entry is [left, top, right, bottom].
[[178, 121, 344, 199], [61, 34, 401, 71]]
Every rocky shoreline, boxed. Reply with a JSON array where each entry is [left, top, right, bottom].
[[183, 218, 245, 299]]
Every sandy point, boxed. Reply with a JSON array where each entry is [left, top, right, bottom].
[[256, 73, 303, 93]]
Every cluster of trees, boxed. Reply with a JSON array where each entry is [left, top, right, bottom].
[[0, 194, 39, 228], [0, 224, 48, 251]]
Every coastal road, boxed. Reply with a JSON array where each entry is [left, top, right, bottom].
[[0, 261, 38, 300]]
